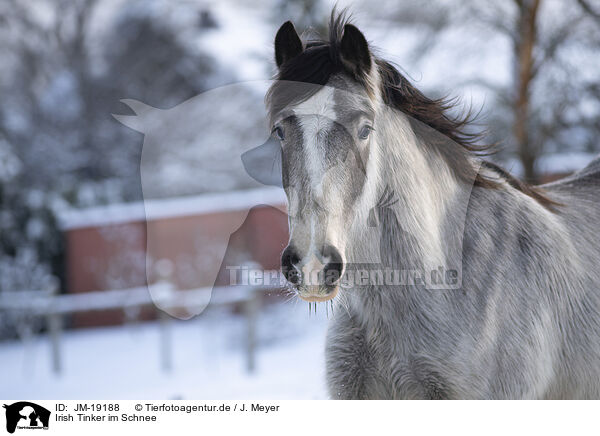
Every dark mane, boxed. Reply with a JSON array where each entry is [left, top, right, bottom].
[[269, 11, 557, 210]]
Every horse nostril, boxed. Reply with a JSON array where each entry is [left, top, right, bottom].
[[321, 245, 344, 286], [281, 245, 301, 285]]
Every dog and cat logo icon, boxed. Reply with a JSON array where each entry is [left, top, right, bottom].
[[3, 402, 50, 433]]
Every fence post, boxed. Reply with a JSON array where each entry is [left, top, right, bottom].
[[244, 287, 260, 374], [158, 309, 172, 373], [154, 259, 174, 373], [46, 279, 62, 375]]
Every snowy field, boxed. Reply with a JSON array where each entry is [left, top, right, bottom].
[[0, 301, 330, 399]]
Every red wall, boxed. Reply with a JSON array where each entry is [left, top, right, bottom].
[[64, 205, 289, 327]]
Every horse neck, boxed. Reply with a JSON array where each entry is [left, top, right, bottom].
[[344, 110, 473, 317], [369, 109, 466, 267]]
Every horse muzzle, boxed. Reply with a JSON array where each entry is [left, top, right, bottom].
[[281, 243, 344, 302]]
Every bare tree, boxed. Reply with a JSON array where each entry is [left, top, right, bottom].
[[366, 0, 600, 181], [513, 0, 540, 181], [272, 0, 328, 39], [0, 0, 221, 288]]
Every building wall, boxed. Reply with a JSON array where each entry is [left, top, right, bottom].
[[64, 204, 288, 327]]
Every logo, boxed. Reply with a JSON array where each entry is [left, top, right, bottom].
[[3, 402, 50, 434]]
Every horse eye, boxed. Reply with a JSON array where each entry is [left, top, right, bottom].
[[273, 126, 285, 141], [358, 125, 373, 140]]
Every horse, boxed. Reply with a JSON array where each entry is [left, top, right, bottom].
[[267, 11, 600, 399]]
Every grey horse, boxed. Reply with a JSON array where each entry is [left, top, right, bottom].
[[267, 12, 600, 399]]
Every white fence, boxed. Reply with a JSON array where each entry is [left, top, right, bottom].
[[0, 278, 282, 375]]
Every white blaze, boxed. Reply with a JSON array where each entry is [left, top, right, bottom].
[[292, 87, 337, 278]]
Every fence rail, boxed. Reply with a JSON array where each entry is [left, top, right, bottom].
[[0, 275, 283, 375]]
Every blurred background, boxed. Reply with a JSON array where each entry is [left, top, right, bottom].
[[0, 0, 599, 399]]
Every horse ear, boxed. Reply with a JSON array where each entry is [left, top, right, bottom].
[[275, 21, 303, 68], [340, 24, 371, 76]]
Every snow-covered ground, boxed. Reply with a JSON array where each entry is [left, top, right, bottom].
[[0, 301, 330, 399]]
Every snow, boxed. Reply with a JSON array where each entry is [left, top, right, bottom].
[[57, 186, 286, 230], [197, 0, 274, 81], [0, 301, 330, 399], [503, 151, 597, 177], [535, 152, 597, 176], [0, 138, 22, 183]]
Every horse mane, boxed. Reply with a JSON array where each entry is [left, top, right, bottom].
[[270, 10, 558, 210]]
